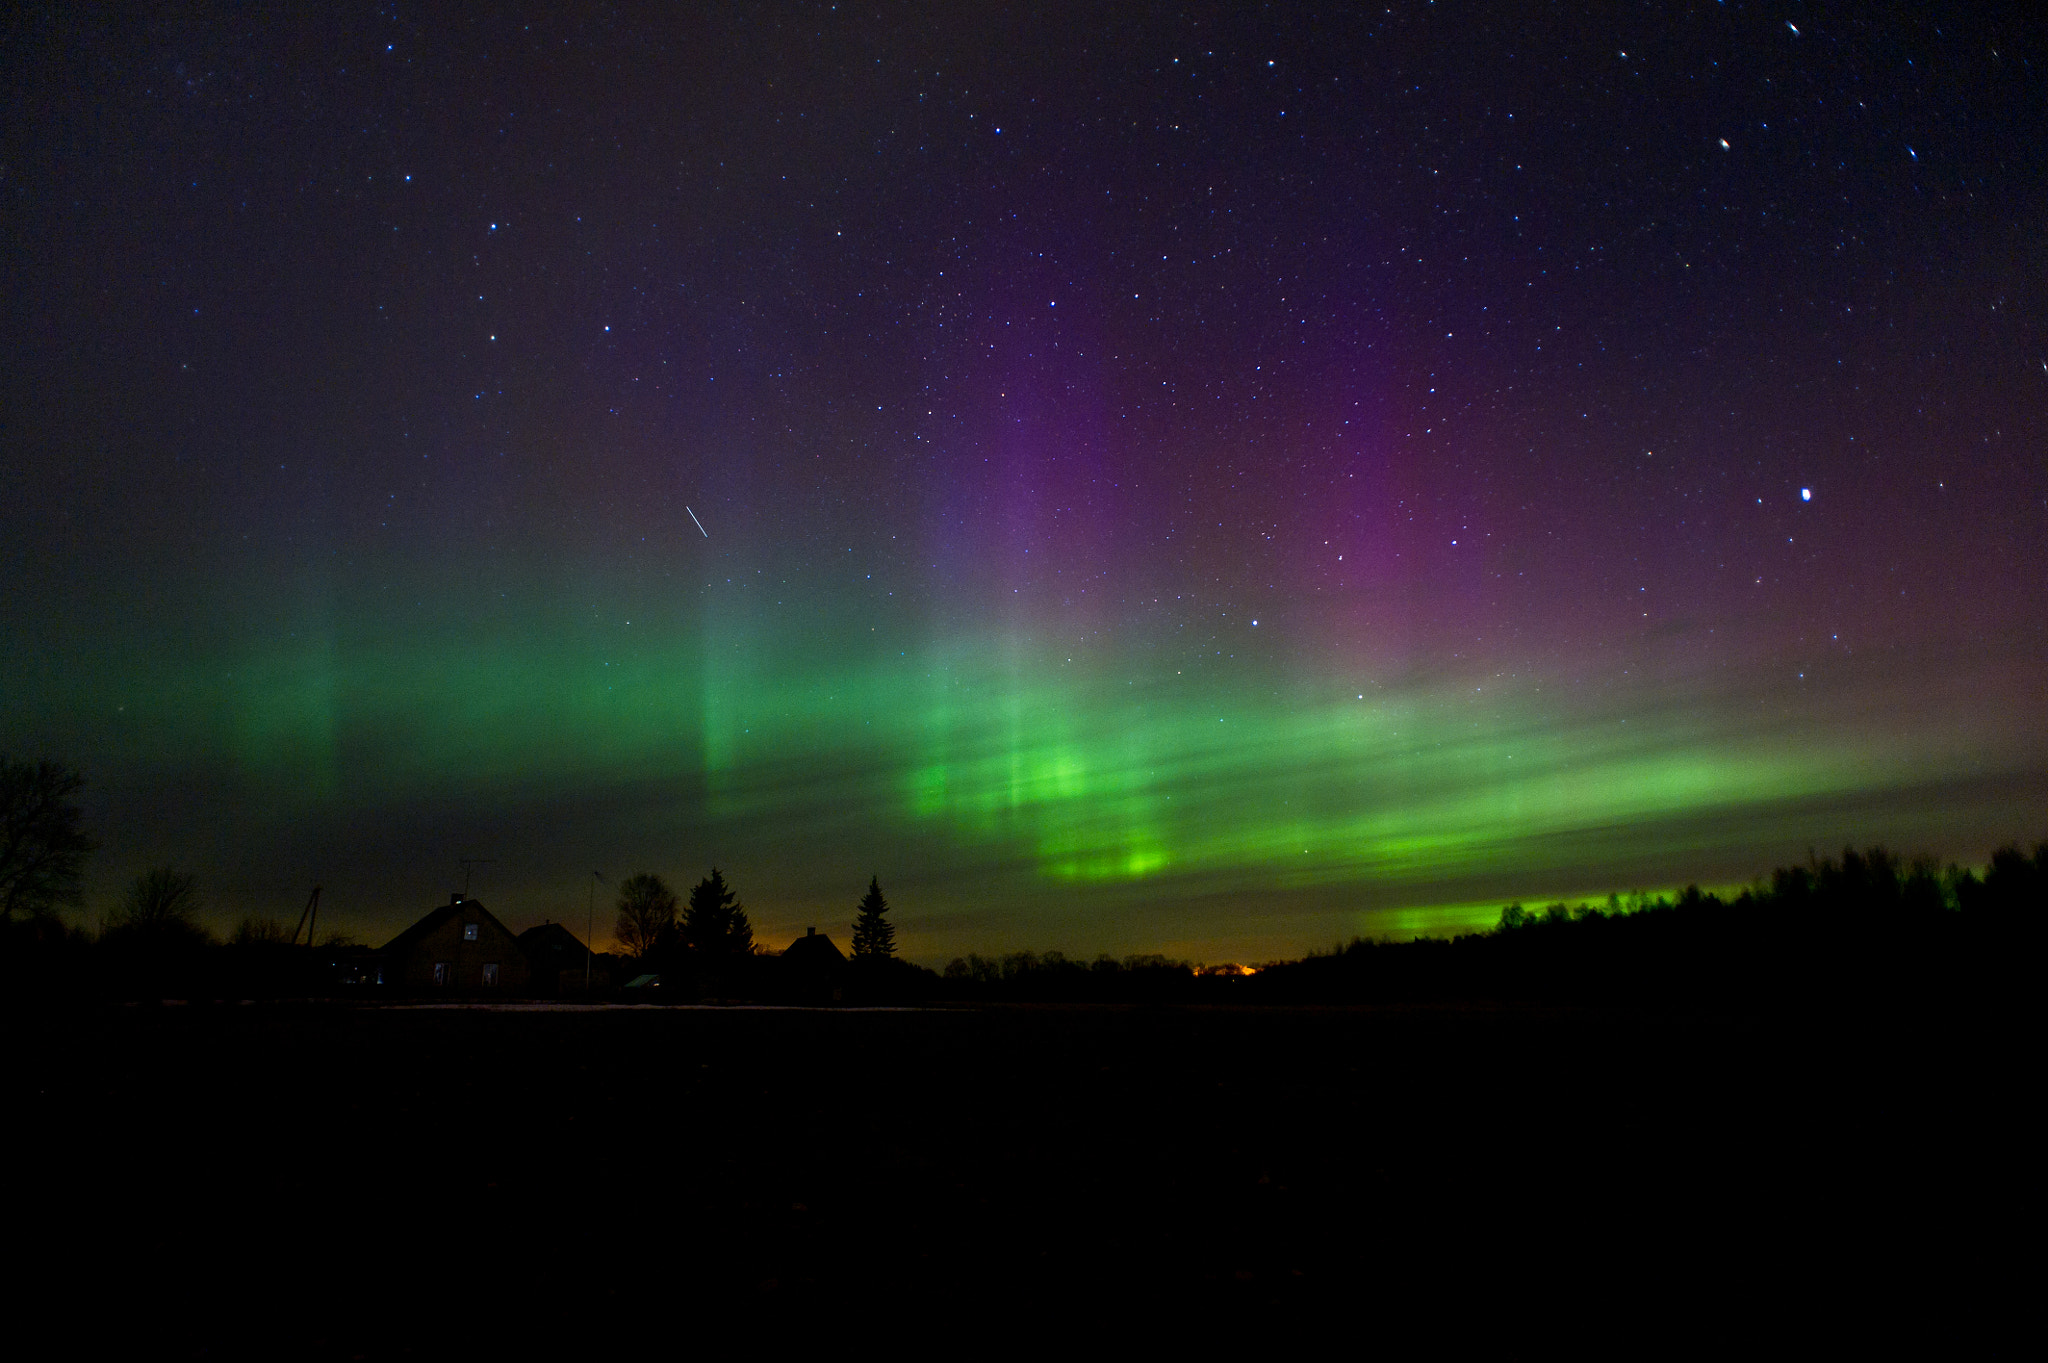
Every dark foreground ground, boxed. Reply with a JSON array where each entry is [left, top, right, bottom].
[[9, 997, 2024, 1355]]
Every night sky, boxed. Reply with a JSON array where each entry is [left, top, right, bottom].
[[4, 2, 2043, 962]]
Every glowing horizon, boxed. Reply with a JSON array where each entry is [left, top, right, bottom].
[[4, 6, 2043, 961]]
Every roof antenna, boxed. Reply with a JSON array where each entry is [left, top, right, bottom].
[[460, 859, 496, 897]]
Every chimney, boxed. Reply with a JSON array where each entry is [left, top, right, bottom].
[[807, 926, 815, 937]]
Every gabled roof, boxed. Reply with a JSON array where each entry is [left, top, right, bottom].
[[783, 929, 846, 965], [379, 896, 520, 954], [518, 921, 591, 965]]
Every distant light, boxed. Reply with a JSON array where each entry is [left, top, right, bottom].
[[1801, 488, 1811, 501], [1251, 619, 1258, 626]]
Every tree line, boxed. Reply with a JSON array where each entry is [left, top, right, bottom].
[[604, 865, 915, 1000], [0, 755, 925, 999], [918, 840, 2047, 1004], [607, 867, 896, 962], [1237, 841, 2047, 1006], [606, 871, 897, 953], [613, 867, 756, 959], [3, 754, 2041, 1006]]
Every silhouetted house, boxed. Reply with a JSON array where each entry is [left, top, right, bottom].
[[379, 894, 531, 994], [780, 927, 847, 1003], [783, 926, 845, 967], [518, 921, 606, 995]]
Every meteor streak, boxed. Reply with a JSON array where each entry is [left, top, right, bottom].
[[687, 506, 708, 537]]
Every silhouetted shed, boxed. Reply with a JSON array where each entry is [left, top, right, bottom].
[[379, 894, 531, 994]]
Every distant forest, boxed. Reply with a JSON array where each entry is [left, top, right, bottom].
[[3, 754, 2042, 1006], [923, 841, 2044, 1005], [4, 841, 2041, 1009]]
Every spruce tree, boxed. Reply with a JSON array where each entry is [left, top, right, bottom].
[[682, 867, 752, 955], [851, 875, 896, 958]]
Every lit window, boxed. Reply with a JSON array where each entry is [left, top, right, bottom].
[[463, 923, 479, 941], [433, 961, 450, 986], [482, 963, 500, 987]]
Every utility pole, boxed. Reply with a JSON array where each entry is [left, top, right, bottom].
[[290, 886, 322, 947], [587, 871, 604, 992]]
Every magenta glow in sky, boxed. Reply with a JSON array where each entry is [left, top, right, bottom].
[[2, 3, 2043, 959]]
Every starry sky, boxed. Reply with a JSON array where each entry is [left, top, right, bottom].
[[4, 2, 2044, 962]]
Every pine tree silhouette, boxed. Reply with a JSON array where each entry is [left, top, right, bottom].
[[851, 875, 896, 958], [682, 867, 752, 955]]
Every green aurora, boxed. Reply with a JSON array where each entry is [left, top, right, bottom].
[[5, 4, 2044, 962], [35, 608, 2037, 961]]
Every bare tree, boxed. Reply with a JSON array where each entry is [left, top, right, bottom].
[[231, 917, 292, 945], [104, 865, 211, 950], [0, 757, 98, 922], [614, 872, 678, 958]]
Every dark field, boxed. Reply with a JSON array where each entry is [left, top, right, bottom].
[[12, 999, 2020, 1354]]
